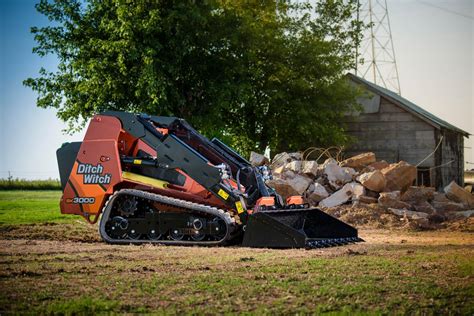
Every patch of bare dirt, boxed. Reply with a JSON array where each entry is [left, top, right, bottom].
[[0, 222, 100, 243]]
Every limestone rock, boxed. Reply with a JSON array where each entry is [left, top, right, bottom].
[[444, 181, 474, 208], [271, 152, 293, 170], [431, 201, 468, 213], [412, 201, 436, 214], [433, 192, 450, 202], [349, 182, 366, 201], [281, 170, 296, 180], [388, 208, 429, 220], [381, 161, 416, 192], [324, 162, 355, 185], [287, 174, 312, 195], [306, 182, 329, 203], [401, 186, 435, 203], [340, 152, 376, 169], [266, 178, 295, 199], [319, 183, 353, 208], [368, 160, 389, 170], [288, 152, 303, 161], [357, 170, 386, 192], [272, 165, 285, 177], [249, 151, 269, 167], [266, 175, 311, 199], [301, 160, 319, 177], [318, 158, 338, 174], [453, 210, 474, 218], [378, 191, 412, 210], [284, 160, 302, 173], [464, 185, 473, 193]]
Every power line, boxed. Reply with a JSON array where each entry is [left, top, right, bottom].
[[416, 0, 474, 20]]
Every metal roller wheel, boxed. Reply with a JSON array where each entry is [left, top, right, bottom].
[[147, 229, 161, 241], [211, 217, 226, 240], [127, 229, 141, 240], [170, 229, 184, 241], [191, 230, 206, 241]]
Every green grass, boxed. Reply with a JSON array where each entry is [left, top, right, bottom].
[[0, 190, 72, 225], [0, 178, 61, 190]]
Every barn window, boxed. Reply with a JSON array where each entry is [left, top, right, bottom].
[[417, 168, 431, 187]]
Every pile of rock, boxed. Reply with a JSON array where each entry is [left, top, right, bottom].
[[250, 151, 474, 226]]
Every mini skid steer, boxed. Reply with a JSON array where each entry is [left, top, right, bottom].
[[57, 111, 361, 248]]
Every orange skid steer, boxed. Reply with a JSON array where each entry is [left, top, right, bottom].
[[57, 111, 361, 248]]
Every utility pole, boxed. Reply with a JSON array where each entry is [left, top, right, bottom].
[[355, 0, 401, 95]]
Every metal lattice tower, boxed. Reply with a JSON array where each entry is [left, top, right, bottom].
[[355, 0, 401, 94]]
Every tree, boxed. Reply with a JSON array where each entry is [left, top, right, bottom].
[[25, 0, 364, 156]]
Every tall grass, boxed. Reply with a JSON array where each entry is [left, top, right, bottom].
[[0, 178, 61, 190]]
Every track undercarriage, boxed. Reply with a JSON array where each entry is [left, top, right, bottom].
[[99, 189, 238, 245]]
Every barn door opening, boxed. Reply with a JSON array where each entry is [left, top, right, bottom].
[[417, 168, 431, 187]]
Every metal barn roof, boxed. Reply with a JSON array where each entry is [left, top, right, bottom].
[[347, 73, 470, 137]]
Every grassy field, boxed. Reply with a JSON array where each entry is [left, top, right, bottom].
[[0, 178, 61, 190], [0, 190, 72, 225], [0, 191, 473, 314]]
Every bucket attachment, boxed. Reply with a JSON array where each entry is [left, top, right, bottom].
[[242, 208, 362, 249]]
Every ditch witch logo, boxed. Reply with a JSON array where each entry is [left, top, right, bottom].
[[77, 163, 111, 184]]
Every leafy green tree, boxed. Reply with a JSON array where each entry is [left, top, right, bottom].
[[25, 0, 364, 156]]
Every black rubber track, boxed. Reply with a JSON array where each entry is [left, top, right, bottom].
[[99, 189, 237, 246]]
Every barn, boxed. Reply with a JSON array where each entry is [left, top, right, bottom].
[[343, 73, 470, 191]]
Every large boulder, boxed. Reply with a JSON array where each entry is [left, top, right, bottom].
[[266, 175, 312, 199], [306, 182, 329, 203], [319, 183, 353, 208], [433, 192, 451, 202], [281, 170, 296, 180], [266, 178, 296, 199], [340, 152, 376, 169], [301, 161, 319, 177], [357, 170, 386, 192], [272, 165, 285, 177], [288, 152, 303, 161], [266, 171, 312, 199], [378, 191, 412, 210], [324, 162, 356, 186], [431, 201, 468, 213], [444, 181, 474, 208], [412, 201, 436, 214], [318, 158, 338, 174], [401, 186, 435, 203], [368, 160, 390, 171], [249, 151, 269, 167], [288, 175, 312, 195], [271, 152, 293, 170], [283, 160, 302, 173], [381, 161, 416, 192], [349, 182, 366, 201]]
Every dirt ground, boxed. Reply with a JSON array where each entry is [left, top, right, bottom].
[[1, 223, 473, 314]]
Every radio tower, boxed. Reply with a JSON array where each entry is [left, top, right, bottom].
[[355, 0, 401, 95]]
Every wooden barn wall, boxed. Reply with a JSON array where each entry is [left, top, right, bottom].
[[434, 129, 464, 190], [342, 97, 436, 166]]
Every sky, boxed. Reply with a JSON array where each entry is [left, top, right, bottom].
[[0, 0, 473, 180]]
